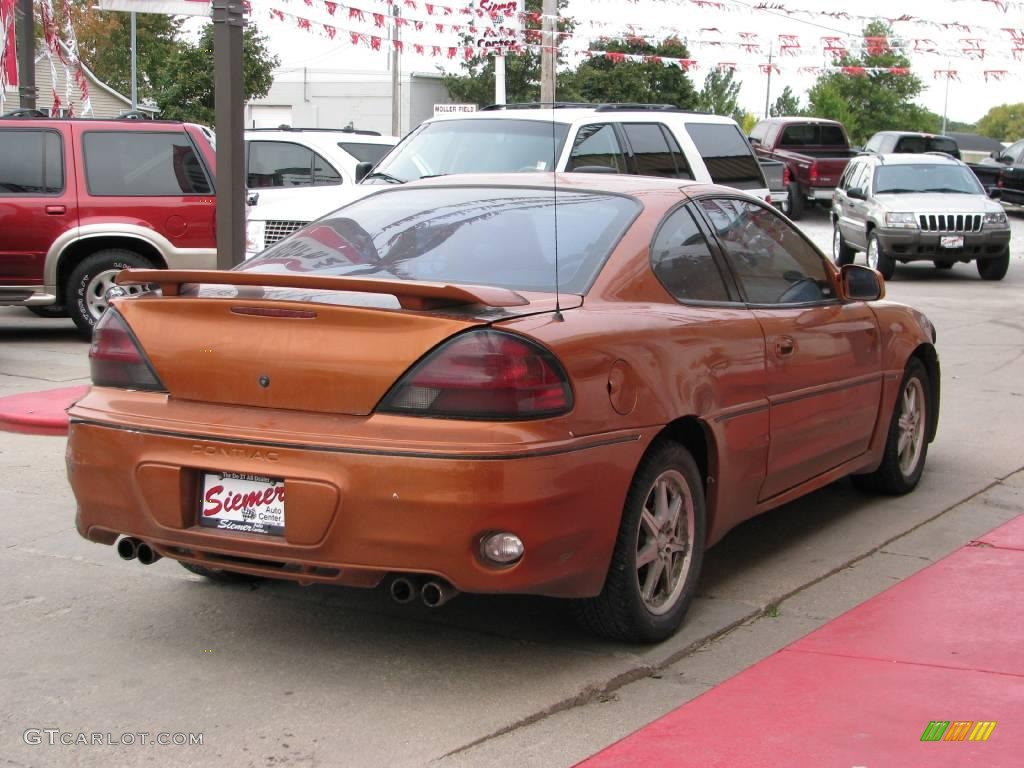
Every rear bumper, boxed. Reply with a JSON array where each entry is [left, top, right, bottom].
[[876, 228, 1010, 261], [809, 187, 836, 201], [67, 418, 649, 598]]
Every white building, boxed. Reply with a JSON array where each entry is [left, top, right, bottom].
[[245, 68, 453, 134]]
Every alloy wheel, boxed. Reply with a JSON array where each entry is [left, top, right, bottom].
[[897, 377, 926, 477], [635, 469, 695, 616], [84, 269, 149, 320]]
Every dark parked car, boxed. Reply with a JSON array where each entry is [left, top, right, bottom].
[[863, 132, 961, 160], [970, 138, 1024, 205]]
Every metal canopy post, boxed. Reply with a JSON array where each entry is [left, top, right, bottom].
[[15, 0, 36, 109], [212, 0, 246, 269]]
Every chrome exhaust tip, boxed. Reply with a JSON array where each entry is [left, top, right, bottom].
[[136, 542, 162, 565], [116, 537, 140, 561], [389, 576, 420, 604], [421, 580, 459, 609]]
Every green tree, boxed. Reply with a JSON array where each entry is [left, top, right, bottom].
[[561, 37, 698, 109], [977, 104, 1024, 141], [442, 0, 573, 106], [806, 21, 936, 144], [62, 2, 183, 104], [153, 23, 278, 124], [697, 68, 742, 122], [770, 85, 802, 117]]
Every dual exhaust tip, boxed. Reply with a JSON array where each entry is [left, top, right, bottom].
[[116, 537, 162, 565], [389, 575, 458, 608]]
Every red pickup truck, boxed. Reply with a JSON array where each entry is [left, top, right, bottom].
[[0, 117, 217, 337], [748, 117, 858, 220]]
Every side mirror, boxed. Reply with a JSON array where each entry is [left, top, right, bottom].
[[841, 264, 885, 301], [989, 187, 1003, 200], [354, 161, 374, 183], [748, 136, 760, 145], [998, 154, 1013, 165], [847, 186, 866, 200]]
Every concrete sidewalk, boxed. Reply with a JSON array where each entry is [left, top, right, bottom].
[[576, 515, 1024, 767]]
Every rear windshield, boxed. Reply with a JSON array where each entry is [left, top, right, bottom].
[[240, 186, 640, 294], [779, 124, 847, 147], [685, 123, 766, 189], [874, 164, 982, 195], [339, 141, 394, 164], [893, 136, 959, 157], [366, 119, 570, 183]]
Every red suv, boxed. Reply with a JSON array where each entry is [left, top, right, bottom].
[[0, 117, 216, 337]]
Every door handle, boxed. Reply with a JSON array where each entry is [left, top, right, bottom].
[[775, 336, 795, 357], [45, 205, 67, 215]]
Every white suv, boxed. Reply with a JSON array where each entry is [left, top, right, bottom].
[[244, 127, 397, 253], [245, 105, 768, 257]]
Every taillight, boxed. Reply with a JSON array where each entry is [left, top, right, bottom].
[[378, 330, 573, 420], [809, 161, 819, 184], [89, 309, 166, 391], [782, 165, 790, 186]]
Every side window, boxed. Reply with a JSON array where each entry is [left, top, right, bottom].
[[338, 142, 392, 165], [847, 163, 868, 193], [1005, 141, 1024, 164], [247, 141, 341, 188], [685, 123, 765, 189], [863, 135, 883, 154], [663, 128, 694, 180], [622, 124, 680, 179], [838, 161, 857, 190], [0, 129, 64, 195], [651, 207, 731, 302], [567, 124, 626, 173], [748, 120, 768, 144], [698, 198, 833, 305], [84, 132, 211, 195]]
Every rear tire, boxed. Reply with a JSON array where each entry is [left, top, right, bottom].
[[575, 441, 706, 643], [833, 225, 855, 266], [853, 358, 930, 495], [178, 561, 264, 584], [977, 249, 1010, 281], [786, 182, 804, 221], [866, 233, 895, 280], [68, 249, 151, 340]]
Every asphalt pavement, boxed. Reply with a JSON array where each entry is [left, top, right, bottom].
[[1, 205, 1023, 768]]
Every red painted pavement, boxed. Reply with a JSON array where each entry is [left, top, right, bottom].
[[0, 386, 89, 436], [577, 516, 1024, 768]]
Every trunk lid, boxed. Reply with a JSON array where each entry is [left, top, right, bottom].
[[114, 271, 576, 416]]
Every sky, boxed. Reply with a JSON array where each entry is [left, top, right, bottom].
[[237, 0, 1024, 124]]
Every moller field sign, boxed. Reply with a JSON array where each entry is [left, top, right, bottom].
[[99, 0, 212, 16]]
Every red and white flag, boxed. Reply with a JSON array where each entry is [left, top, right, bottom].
[[0, 0, 18, 92]]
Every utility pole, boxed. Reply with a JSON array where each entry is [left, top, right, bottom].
[[212, 0, 246, 268], [391, 2, 401, 135], [494, 54, 506, 105], [540, 0, 556, 103], [15, 0, 35, 109], [130, 12, 137, 110], [941, 60, 950, 135], [763, 41, 773, 118]]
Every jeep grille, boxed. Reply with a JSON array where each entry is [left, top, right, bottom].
[[265, 220, 306, 247], [918, 214, 982, 233]]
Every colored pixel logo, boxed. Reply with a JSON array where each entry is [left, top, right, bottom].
[[920, 721, 997, 742]]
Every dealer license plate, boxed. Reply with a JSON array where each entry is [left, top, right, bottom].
[[940, 235, 964, 249], [199, 472, 285, 536]]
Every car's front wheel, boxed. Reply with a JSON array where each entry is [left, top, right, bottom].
[[833, 225, 855, 266], [866, 233, 896, 280], [68, 249, 152, 339], [576, 441, 706, 643], [977, 248, 1010, 281], [853, 358, 931, 495]]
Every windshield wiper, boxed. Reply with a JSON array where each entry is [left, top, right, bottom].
[[362, 171, 406, 184], [921, 187, 970, 193], [418, 173, 448, 180], [876, 188, 915, 194]]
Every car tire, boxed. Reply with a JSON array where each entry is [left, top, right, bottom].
[[932, 261, 954, 270], [575, 441, 706, 643], [833, 224, 855, 266], [178, 560, 264, 584], [68, 249, 152, 340], [866, 233, 895, 280], [786, 182, 804, 221], [977, 249, 1010, 281], [853, 358, 931, 495], [27, 304, 69, 318]]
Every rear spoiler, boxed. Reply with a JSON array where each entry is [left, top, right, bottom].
[[115, 269, 529, 311]]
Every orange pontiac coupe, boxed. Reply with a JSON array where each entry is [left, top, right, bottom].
[[66, 174, 939, 642]]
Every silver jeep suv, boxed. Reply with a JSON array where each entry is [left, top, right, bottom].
[[832, 153, 1011, 280]]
